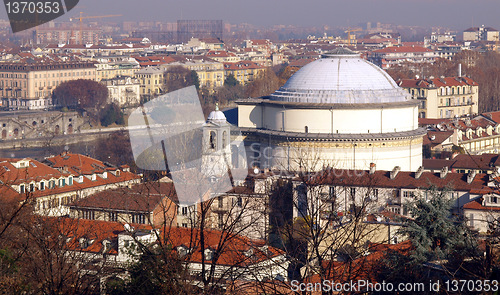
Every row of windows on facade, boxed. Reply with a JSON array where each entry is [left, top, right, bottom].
[[439, 97, 473, 106], [0, 71, 93, 79], [410, 86, 474, 97], [18, 173, 110, 194], [216, 196, 243, 208], [37, 194, 78, 211], [19, 177, 74, 194], [209, 130, 228, 149], [80, 210, 147, 224], [321, 186, 461, 202], [439, 108, 473, 118]]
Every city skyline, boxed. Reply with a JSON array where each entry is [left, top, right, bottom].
[[0, 0, 500, 32]]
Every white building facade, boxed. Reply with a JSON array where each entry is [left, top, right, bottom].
[[237, 48, 425, 172]]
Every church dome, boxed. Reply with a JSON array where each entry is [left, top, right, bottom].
[[207, 104, 227, 124], [270, 48, 410, 104]]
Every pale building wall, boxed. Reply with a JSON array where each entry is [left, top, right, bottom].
[[257, 104, 418, 134], [255, 137, 423, 172]]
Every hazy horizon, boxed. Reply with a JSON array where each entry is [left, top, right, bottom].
[[1, 0, 500, 32]]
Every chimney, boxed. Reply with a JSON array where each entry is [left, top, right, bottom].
[[440, 166, 449, 179], [369, 163, 376, 174], [390, 166, 401, 180], [467, 170, 477, 184], [415, 166, 424, 179], [458, 63, 462, 77]]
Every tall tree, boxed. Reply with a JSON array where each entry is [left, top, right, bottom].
[[52, 79, 108, 110], [376, 188, 485, 289], [163, 66, 199, 93]]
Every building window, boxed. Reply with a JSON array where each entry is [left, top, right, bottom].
[[68, 177, 73, 186], [83, 210, 95, 220], [181, 206, 188, 215], [218, 213, 224, 229], [218, 196, 223, 208], [132, 214, 146, 224], [236, 197, 242, 207], [30, 183, 35, 192], [19, 184, 25, 193], [109, 212, 118, 222], [222, 131, 227, 147], [40, 181, 45, 191], [209, 131, 217, 149], [350, 187, 356, 197]]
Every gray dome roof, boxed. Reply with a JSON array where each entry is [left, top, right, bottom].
[[270, 48, 410, 104], [207, 104, 228, 124]]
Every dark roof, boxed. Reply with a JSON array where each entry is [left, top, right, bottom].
[[298, 168, 489, 192], [70, 182, 177, 212]]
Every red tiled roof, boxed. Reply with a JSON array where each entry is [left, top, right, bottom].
[[43, 216, 152, 254], [481, 111, 500, 125], [0, 158, 69, 185], [301, 168, 489, 192], [70, 182, 178, 212], [422, 131, 453, 146], [206, 50, 236, 58], [288, 58, 316, 67], [224, 61, 264, 70], [424, 154, 500, 171], [463, 197, 500, 211], [373, 46, 432, 53], [306, 241, 412, 284], [398, 76, 477, 89], [45, 152, 118, 175], [166, 227, 284, 266]]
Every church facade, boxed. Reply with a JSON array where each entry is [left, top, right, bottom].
[[236, 48, 425, 172]]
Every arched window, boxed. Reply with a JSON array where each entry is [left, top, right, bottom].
[[209, 131, 216, 149], [222, 131, 227, 148], [305, 126, 309, 133]]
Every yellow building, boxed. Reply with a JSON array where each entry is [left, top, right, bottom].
[[95, 61, 141, 81], [398, 76, 479, 119], [0, 60, 96, 110], [162, 58, 225, 91], [223, 61, 266, 85], [134, 67, 164, 98]]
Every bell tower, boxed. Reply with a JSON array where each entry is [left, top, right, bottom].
[[202, 104, 232, 177]]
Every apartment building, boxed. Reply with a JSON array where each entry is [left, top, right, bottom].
[[463, 26, 499, 42], [162, 57, 225, 90], [223, 61, 266, 85], [369, 45, 438, 69], [69, 182, 178, 227], [398, 76, 479, 119], [95, 61, 140, 81], [420, 112, 500, 155], [101, 76, 141, 106], [0, 58, 96, 110], [134, 66, 164, 98], [0, 153, 140, 217]]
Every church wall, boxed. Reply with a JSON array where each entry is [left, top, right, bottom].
[[250, 137, 423, 172], [238, 104, 262, 128], [259, 105, 418, 134]]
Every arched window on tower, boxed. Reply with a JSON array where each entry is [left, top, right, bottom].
[[209, 131, 216, 149], [222, 131, 227, 148]]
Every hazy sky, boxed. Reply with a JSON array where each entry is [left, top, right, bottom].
[[2, 0, 500, 30]]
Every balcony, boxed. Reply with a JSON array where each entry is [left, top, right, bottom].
[[320, 211, 341, 221], [319, 193, 336, 203]]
